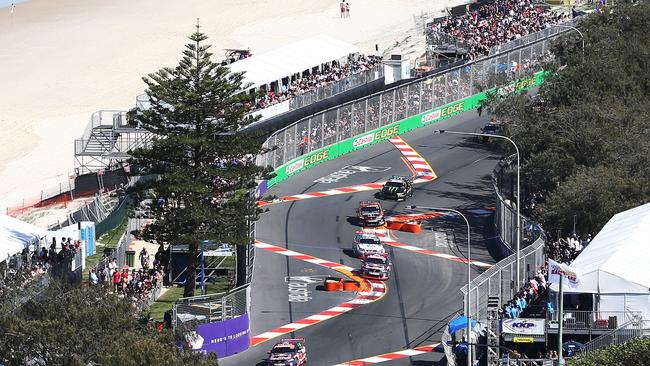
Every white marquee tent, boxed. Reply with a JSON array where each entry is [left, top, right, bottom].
[[551, 203, 650, 318], [227, 34, 360, 90], [0, 214, 47, 263]]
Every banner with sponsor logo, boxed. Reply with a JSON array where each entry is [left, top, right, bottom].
[[188, 313, 251, 357], [548, 258, 581, 288], [502, 318, 546, 335], [268, 72, 546, 187]]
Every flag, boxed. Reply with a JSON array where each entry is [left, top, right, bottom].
[[548, 258, 580, 288]]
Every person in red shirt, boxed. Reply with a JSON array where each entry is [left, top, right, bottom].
[[112, 270, 121, 292]]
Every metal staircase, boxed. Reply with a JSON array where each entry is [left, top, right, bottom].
[[74, 109, 154, 175]]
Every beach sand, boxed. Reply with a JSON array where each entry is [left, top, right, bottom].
[[0, 0, 458, 212]]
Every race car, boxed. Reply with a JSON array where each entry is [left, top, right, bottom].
[[379, 176, 413, 201], [267, 338, 307, 366], [477, 120, 502, 143], [357, 201, 385, 226], [353, 232, 386, 258], [360, 254, 391, 280]]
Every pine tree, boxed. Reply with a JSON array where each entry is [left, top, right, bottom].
[[128, 23, 266, 297]]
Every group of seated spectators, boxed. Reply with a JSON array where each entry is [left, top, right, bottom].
[[500, 266, 548, 319], [248, 55, 382, 111], [546, 233, 591, 263], [429, 0, 571, 59]]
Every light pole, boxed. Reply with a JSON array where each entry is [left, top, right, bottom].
[[554, 24, 585, 57], [434, 129, 522, 288], [406, 205, 472, 366]]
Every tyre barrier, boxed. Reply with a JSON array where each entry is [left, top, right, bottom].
[[324, 277, 343, 291], [386, 221, 405, 230], [342, 280, 361, 291], [401, 221, 422, 234]]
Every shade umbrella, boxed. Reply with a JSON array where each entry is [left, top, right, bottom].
[[562, 340, 585, 356], [448, 315, 477, 334]]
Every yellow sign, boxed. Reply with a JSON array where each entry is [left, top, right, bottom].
[[513, 337, 534, 343]]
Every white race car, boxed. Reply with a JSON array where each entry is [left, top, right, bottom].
[[360, 254, 391, 281], [268, 338, 307, 366], [353, 232, 386, 258]]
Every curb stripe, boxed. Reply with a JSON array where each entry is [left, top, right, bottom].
[[332, 343, 442, 365], [257, 136, 437, 207], [361, 229, 493, 268], [251, 241, 387, 346]]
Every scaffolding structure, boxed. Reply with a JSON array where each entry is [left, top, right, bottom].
[[74, 110, 153, 175]]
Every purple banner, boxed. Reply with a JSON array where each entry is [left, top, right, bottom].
[[192, 314, 250, 357], [255, 180, 268, 199]]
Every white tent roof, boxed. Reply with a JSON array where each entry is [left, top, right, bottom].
[[227, 34, 360, 90], [556, 203, 650, 294], [0, 214, 47, 263]]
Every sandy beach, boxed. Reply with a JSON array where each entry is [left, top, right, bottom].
[[0, 0, 459, 212]]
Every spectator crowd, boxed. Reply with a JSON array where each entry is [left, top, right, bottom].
[[429, 0, 571, 59], [1, 237, 82, 299], [500, 266, 548, 319], [546, 233, 591, 263], [248, 55, 382, 111], [89, 244, 167, 307]]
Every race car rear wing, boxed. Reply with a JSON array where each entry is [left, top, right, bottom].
[[389, 175, 412, 182], [281, 338, 305, 343]]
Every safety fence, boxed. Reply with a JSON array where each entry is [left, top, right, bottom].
[[288, 66, 384, 111], [493, 154, 542, 252], [461, 235, 546, 322], [46, 192, 121, 232], [256, 25, 573, 187], [6, 174, 76, 217], [173, 284, 250, 329]]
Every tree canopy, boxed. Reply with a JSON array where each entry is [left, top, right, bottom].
[[128, 26, 268, 297], [485, 1, 650, 236], [570, 336, 650, 366], [0, 281, 218, 366]]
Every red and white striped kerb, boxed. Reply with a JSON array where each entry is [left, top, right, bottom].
[[257, 182, 385, 207], [251, 241, 387, 346], [387, 136, 437, 182], [362, 229, 494, 269], [332, 342, 442, 365], [257, 136, 437, 207]]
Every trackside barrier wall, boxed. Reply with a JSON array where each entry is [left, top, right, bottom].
[[257, 23, 574, 186]]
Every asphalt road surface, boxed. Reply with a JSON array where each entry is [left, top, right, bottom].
[[223, 109, 506, 366]]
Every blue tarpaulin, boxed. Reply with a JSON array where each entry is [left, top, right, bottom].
[[448, 315, 477, 334]]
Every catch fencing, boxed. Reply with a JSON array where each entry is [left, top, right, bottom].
[[172, 284, 250, 330], [461, 235, 546, 323], [493, 154, 542, 252], [256, 24, 573, 175]]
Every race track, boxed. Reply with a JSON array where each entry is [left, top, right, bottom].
[[223, 108, 504, 366]]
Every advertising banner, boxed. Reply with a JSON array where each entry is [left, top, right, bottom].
[[501, 318, 546, 335], [548, 258, 580, 288], [268, 72, 546, 187], [502, 318, 546, 342], [190, 313, 251, 357]]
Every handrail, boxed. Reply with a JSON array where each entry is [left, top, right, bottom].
[[583, 320, 641, 353]]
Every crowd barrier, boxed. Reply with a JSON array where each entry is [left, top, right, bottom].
[[256, 24, 575, 187], [493, 155, 543, 254]]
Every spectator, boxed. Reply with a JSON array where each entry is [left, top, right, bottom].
[[139, 248, 149, 269], [89, 268, 99, 285], [428, 0, 570, 59]]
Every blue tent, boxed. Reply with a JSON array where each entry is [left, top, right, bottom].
[[448, 315, 477, 334]]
